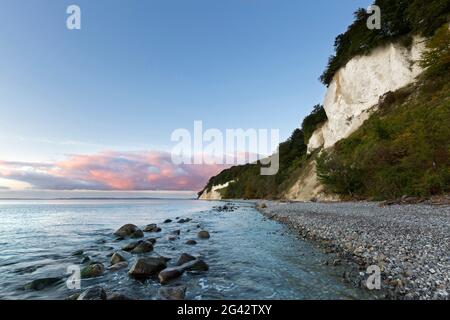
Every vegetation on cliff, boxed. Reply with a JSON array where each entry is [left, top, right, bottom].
[[317, 25, 450, 199], [320, 0, 450, 85], [199, 106, 327, 199]]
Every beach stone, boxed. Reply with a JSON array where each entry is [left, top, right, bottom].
[[122, 240, 142, 252], [158, 267, 183, 284], [197, 230, 210, 239], [177, 218, 192, 224], [81, 263, 105, 279], [176, 253, 196, 266], [131, 240, 154, 254], [143, 224, 161, 233], [185, 240, 197, 245], [146, 238, 157, 244], [182, 259, 209, 272], [114, 224, 140, 237], [128, 257, 167, 279], [77, 286, 107, 300], [159, 285, 187, 300], [171, 229, 181, 236], [110, 252, 126, 265], [107, 293, 131, 300], [108, 261, 128, 271], [71, 250, 84, 256], [167, 235, 178, 241], [24, 277, 62, 291], [163, 219, 173, 223], [130, 229, 144, 239]]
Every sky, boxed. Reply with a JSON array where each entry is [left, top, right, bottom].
[[0, 0, 371, 197]]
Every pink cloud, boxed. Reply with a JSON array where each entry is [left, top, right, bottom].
[[0, 151, 231, 191]]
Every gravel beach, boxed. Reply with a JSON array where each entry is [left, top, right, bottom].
[[258, 201, 450, 300]]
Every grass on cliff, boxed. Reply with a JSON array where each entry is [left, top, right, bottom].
[[317, 26, 450, 199]]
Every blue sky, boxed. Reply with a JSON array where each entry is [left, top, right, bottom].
[[0, 0, 372, 194]]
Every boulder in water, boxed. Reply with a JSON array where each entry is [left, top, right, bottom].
[[130, 229, 144, 239], [159, 285, 186, 300], [158, 267, 183, 284], [197, 230, 210, 239], [110, 252, 126, 265], [24, 277, 62, 291], [131, 240, 154, 254], [81, 263, 105, 279], [114, 224, 140, 237], [77, 286, 107, 300], [122, 240, 142, 252], [128, 257, 167, 279], [143, 224, 161, 233], [185, 240, 197, 245], [176, 253, 196, 266], [108, 261, 128, 271]]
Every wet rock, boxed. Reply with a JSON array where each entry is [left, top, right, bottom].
[[115, 236, 125, 242], [163, 219, 172, 223], [107, 293, 131, 300], [197, 230, 210, 239], [131, 240, 154, 254], [146, 238, 157, 244], [82, 256, 91, 264], [182, 259, 209, 272], [176, 253, 196, 266], [77, 286, 107, 300], [130, 229, 144, 239], [108, 261, 128, 271], [24, 277, 62, 291], [81, 263, 105, 279], [171, 229, 181, 236], [65, 293, 80, 300], [71, 250, 84, 256], [167, 235, 178, 241], [128, 257, 167, 279], [177, 218, 192, 224], [114, 224, 140, 237], [185, 240, 197, 245], [122, 240, 142, 252], [143, 224, 162, 233], [158, 267, 183, 284], [159, 285, 187, 300], [110, 252, 126, 265]]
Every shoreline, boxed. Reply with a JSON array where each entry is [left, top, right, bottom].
[[255, 201, 450, 300]]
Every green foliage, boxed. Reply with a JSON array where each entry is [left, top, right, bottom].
[[421, 24, 450, 77], [199, 106, 325, 199], [320, 0, 450, 86], [302, 105, 328, 144], [317, 72, 450, 199]]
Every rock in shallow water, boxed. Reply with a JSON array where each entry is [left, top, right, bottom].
[[130, 229, 144, 239], [108, 261, 128, 271], [114, 224, 140, 237], [81, 263, 105, 279], [197, 230, 210, 239], [110, 252, 126, 265], [185, 240, 197, 245], [24, 277, 62, 291], [158, 267, 183, 284], [107, 292, 131, 300], [163, 219, 172, 224], [131, 240, 154, 254], [159, 285, 186, 300], [143, 224, 162, 233], [77, 286, 107, 300], [128, 257, 167, 279], [176, 253, 196, 266]]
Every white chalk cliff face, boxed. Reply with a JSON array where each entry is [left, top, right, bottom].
[[308, 37, 426, 153], [199, 181, 234, 200]]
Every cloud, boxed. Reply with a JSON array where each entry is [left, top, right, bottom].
[[0, 151, 230, 191], [0, 186, 10, 190]]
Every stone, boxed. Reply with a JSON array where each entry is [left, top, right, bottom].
[[71, 250, 84, 256], [107, 293, 131, 300], [131, 240, 154, 254], [158, 267, 183, 284], [197, 230, 210, 239], [171, 229, 181, 236], [167, 235, 178, 241], [81, 263, 105, 279], [163, 219, 172, 223], [77, 286, 107, 300], [110, 252, 126, 265], [185, 240, 197, 245], [114, 224, 140, 237], [24, 277, 62, 291], [130, 229, 144, 239], [108, 261, 128, 271], [181, 259, 209, 272], [128, 257, 167, 279], [176, 253, 196, 266], [159, 286, 187, 300], [143, 224, 161, 233], [122, 240, 143, 252]]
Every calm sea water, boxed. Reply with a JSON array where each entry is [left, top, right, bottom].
[[0, 199, 372, 300]]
